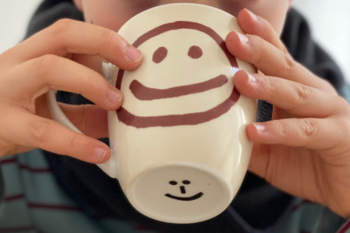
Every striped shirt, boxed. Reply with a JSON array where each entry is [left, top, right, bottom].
[[1, 145, 350, 233]]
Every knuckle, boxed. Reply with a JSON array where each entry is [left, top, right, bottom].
[[279, 53, 297, 76], [79, 72, 98, 94], [33, 55, 56, 79], [337, 97, 350, 115], [299, 119, 318, 138], [281, 46, 289, 55], [274, 121, 288, 138], [68, 134, 82, 151], [295, 84, 313, 104], [30, 121, 52, 144], [49, 19, 75, 52], [250, 36, 269, 65], [100, 30, 118, 49], [51, 19, 72, 35], [264, 77, 279, 99]]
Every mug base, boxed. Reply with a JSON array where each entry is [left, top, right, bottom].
[[127, 162, 233, 224]]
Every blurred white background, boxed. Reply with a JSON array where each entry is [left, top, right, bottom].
[[0, 0, 350, 82]]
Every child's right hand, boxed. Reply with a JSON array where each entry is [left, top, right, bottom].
[[0, 19, 142, 163]]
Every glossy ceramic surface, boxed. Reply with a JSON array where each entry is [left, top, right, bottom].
[[48, 3, 257, 224]]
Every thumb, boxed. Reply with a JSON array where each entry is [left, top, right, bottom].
[[248, 143, 271, 178], [248, 142, 297, 195]]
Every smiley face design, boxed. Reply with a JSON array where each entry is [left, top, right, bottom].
[[107, 4, 257, 225], [116, 21, 240, 128], [165, 180, 204, 201], [128, 163, 233, 224]]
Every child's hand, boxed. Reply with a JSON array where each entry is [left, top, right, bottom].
[[226, 9, 350, 218], [0, 19, 142, 163]]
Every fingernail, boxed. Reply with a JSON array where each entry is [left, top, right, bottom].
[[255, 124, 266, 132], [236, 32, 249, 44], [94, 147, 107, 161], [244, 8, 258, 21], [247, 73, 256, 83], [108, 89, 122, 105], [125, 45, 142, 62]]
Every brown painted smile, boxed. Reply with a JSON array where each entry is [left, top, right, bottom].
[[130, 74, 228, 101], [116, 21, 241, 128], [165, 192, 204, 201]]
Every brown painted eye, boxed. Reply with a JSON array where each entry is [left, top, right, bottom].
[[153, 47, 168, 63], [188, 46, 203, 59], [169, 181, 177, 185], [182, 180, 191, 185]]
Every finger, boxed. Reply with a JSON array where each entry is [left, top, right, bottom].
[[247, 142, 323, 205], [0, 103, 110, 164], [234, 70, 349, 117], [237, 9, 286, 52], [226, 31, 334, 93], [246, 117, 344, 150], [71, 54, 104, 75], [13, 19, 142, 70], [6, 55, 122, 111]]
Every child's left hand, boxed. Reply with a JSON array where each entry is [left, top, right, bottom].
[[226, 9, 350, 218]]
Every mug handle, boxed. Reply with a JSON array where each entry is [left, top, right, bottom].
[[47, 89, 82, 133], [46, 63, 120, 178]]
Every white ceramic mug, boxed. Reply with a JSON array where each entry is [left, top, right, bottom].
[[48, 3, 257, 224]]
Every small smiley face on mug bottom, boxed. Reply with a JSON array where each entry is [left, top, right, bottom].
[[165, 180, 204, 201], [127, 163, 233, 224]]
